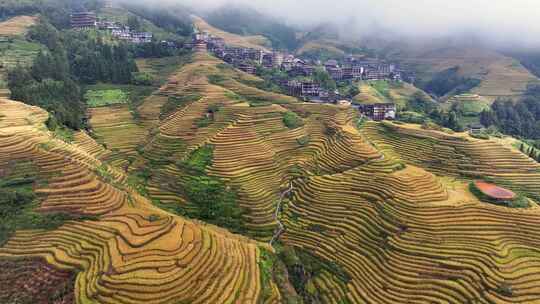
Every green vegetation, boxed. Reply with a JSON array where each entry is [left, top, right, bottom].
[[131, 72, 154, 86], [0, 37, 42, 81], [136, 54, 192, 86], [371, 80, 390, 98], [355, 116, 368, 130], [399, 91, 466, 132], [419, 66, 481, 97], [248, 67, 286, 94], [397, 111, 428, 124], [120, 2, 193, 38], [84, 89, 128, 107], [181, 145, 214, 172], [277, 245, 351, 303], [451, 98, 490, 116], [517, 141, 540, 162], [337, 82, 360, 99], [297, 135, 310, 146], [313, 67, 336, 91], [283, 111, 304, 129], [180, 146, 245, 234], [258, 247, 278, 301], [160, 94, 202, 118], [84, 83, 154, 109], [52, 125, 74, 143], [207, 74, 227, 85], [138, 145, 246, 234], [481, 84, 540, 139]]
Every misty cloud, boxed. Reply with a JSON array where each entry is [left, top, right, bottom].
[[141, 0, 540, 49]]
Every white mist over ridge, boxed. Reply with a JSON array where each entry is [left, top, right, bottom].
[[126, 0, 540, 49]]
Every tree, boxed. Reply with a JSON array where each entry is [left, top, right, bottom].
[[313, 67, 336, 91], [446, 111, 464, 132], [185, 176, 244, 233], [127, 15, 141, 31]]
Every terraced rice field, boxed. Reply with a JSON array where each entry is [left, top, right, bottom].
[[88, 104, 147, 168], [5, 48, 540, 303], [134, 50, 381, 240], [354, 81, 430, 109], [361, 121, 540, 198], [400, 46, 539, 102], [0, 15, 40, 89], [192, 15, 270, 51], [0, 98, 274, 303], [0, 15, 37, 36]]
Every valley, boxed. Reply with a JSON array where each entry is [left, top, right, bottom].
[[2, 1, 540, 303], [3, 45, 540, 302]]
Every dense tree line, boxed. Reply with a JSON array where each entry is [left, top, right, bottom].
[[508, 51, 540, 79], [480, 84, 540, 139], [131, 41, 188, 58], [8, 19, 85, 129], [8, 18, 140, 129], [420, 66, 481, 97], [64, 31, 138, 84], [402, 91, 465, 131]]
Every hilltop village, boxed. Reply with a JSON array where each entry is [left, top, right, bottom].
[[68, 6, 404, 121], [188, 30, 402, 120]]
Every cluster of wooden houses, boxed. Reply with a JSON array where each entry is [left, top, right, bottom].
[[190, 30, 400, 120], [70, 12, 153, 44], [192, 31, 401, 81]]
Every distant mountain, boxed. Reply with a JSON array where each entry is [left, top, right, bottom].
[[204, 5, 299, 51]]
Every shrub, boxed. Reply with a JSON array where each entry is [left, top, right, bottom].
[[53, 126, 74, 143], [296, 136, 310, 146], [356, 116, 367, 129], [207, 74, 226, 85], [471, 132, 490, 140], [46, 114, 58, 131], [147, 214, 160, 222], [195, 117, 212, 128], [131, 72, 154, 86], [283, 111, 304, 129], [181, 145, 214, 173], [421, 121, 443, 131], [185, 176, 244, 233], [496, 283, 513, 297], [397, 111, 427, 124], [160, 94, 201, 118]]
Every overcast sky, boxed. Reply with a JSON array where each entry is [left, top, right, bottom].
[[167, 0, 540, 49]]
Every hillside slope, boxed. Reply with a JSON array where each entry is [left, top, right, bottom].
[[0, 98, 274, 304], [0, 15, 37, 36], [4, 45, 540, 303], [192, 15, 271, 51], [0, 15, 40, 95], [400, 46, 540, 102], [129, 49, 540, 302]]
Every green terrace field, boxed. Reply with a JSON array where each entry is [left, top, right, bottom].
[[0, 15, 40, 90], [354, 80, 433, 109], [84, 88, 128, 107], [0, 37, 42, 89]]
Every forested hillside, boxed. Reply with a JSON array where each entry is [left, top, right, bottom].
[[4, 0, 191, 129]]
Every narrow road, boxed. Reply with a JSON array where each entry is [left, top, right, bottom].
[[269, 181, 293, 246]]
